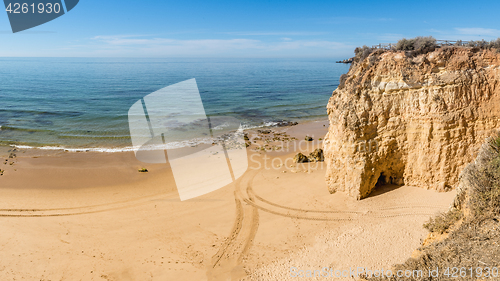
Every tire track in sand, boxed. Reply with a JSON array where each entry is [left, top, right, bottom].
[[0, 192, 171, 217], [208, 168, 449, 280], [242, 171, 449, 221], [207, 170, 260, 281]]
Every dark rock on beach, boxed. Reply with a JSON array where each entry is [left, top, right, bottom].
[[293, 153, 308, 163], [308, 149, 324, 162], [274, 120, 298, 127]]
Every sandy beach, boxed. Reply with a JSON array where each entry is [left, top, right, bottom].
[[3, 0, 500, 279], [0, 120, 455, 280]]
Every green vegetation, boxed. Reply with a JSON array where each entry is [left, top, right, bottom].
[[468, 136, 500, 219], [369, 133, 500, 280], [423, 208, 462, 234]]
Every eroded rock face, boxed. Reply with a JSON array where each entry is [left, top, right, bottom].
[[324, 47, 500, 199]]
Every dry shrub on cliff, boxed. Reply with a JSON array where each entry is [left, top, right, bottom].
[[464, 38, 500, 51], [369, 133, 500, 281], [395, 38, 414, 51], [490, 38, 500, 50], [469, 137, 500, 218], [338, 73, 348, 88], [354, 45, 375, 62], [467, 39, 489, 49], [354, 46, 387, 63], [395, 36, 438, 55], [423, 209, 462, 234]]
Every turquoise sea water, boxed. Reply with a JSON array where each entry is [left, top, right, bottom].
[[0, 58, 349, 151]]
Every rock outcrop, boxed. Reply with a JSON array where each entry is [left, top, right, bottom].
[[293, 149, 325, 163], [324, 47, 500, 199], [293, 152, 308, 163], [308, 148, 324, 162]]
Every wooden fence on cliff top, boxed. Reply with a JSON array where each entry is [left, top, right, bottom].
[[371, 40, 473, 50], [337, 40, 478, 63]]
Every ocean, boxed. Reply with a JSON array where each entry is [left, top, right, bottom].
[[0, 58, 349, 151]]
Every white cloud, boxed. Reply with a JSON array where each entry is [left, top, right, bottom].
[[455, 28, 500, 36], [317, 17, 394, 24], [428, 28, 500, 41], [269, 40, 350, 50], [222, 31, 327, 36], [93, 35, 262, 49], [376, 33, 404, 42], [86, 35, 353, 57]]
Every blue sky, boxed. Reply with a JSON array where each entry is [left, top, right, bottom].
[[1, 0, 500, 57]]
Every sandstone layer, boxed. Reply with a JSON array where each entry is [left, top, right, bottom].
[[324, 47, 500, 199]]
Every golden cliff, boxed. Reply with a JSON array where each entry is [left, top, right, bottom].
[[324, 47, 500, 199]]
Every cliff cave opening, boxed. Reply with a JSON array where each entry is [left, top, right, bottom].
[[376, 172, 387, 186], [369, 172, 402, 198]]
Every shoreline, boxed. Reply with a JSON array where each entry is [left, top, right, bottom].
[[0, 118, 330, 194], [0, 117, 329, 157]]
